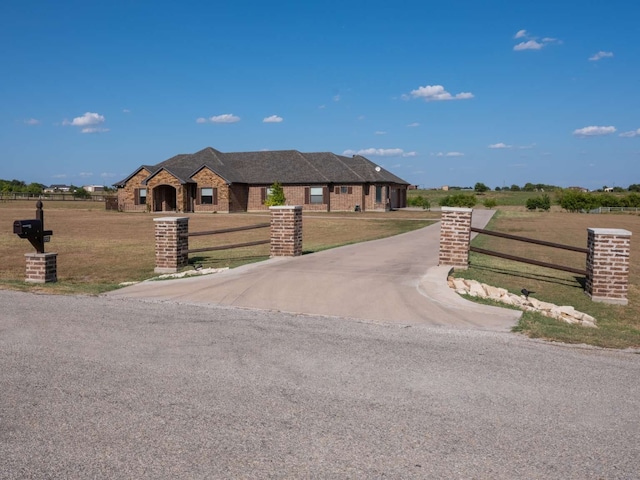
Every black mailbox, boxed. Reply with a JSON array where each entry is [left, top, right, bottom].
[[13, 219, 42, 238]]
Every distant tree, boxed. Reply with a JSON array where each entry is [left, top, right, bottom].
[[474, 182, 490, 193], [510, 184, 521, 192], [263, 181, 286, 206], [72, 187, 91, 199], [494, 186, 502, 192], [628, 184, 640, 192], [612, 186, 625, 193], [523, 182, 536, 192], [26, 183, 44, 194]]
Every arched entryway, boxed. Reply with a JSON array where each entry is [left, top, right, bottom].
[[153, 185, 177, 212]]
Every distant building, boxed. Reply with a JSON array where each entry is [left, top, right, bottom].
[[44, 184, 71, 193], [441, 185, 449, 191], [83, 185, 105, 192], [567, 186, 590, 192]]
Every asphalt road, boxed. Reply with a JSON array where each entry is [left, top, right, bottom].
[[1, 290, 639, 479]]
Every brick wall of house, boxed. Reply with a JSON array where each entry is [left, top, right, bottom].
[[586, 228, 632, 305], [117, 168, 151, 212], [192, 168, 230, 213], [147, 171, 184, 212], [229, 184, 249, 212], [246, 184, 393, 212]]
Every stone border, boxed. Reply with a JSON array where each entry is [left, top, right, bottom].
[[449, 277, 597, 328]]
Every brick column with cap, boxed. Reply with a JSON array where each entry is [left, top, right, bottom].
[[438, 207, 472, 270], [586, 228, 632, 305], [24, 252, 57, 283], [154, 217, 189, 273], [270, 206, 303, 257]]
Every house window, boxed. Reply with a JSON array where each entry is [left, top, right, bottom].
[[375, 185, 383, 203], [135, 188, 147, 205], [310, 187, 324, 204], [341, 186, 348, 194], [200, 187, 218, 205]]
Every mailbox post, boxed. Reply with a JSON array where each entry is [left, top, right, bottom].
[[13, 201, 57, 283]]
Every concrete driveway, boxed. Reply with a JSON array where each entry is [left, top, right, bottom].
[[108, 210, 521, 330]]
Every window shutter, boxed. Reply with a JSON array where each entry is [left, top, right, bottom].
[[304, 187, 310, 204], [261, 187, 266, 203], [134, 188, 140, 205], [323, 187, 329, 204], [348, 186, 353, 194], [213, 187, 218, 205], [196, 188, 201, 205], [334, 186, 340, 194]]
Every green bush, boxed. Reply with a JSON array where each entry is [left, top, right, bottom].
[[483, 198, 497, 209], [263, 182, 286, 206], [407, 195, 431, 210], [525, 193, 551, 211], [439, 193, 477, 208]]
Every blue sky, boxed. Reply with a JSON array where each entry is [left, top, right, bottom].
[[1, 0, 639, 190]]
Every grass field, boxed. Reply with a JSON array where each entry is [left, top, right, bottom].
[[0, 200, 436, 294]]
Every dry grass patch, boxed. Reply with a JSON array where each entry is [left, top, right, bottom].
[[1, 201, 435, 294]]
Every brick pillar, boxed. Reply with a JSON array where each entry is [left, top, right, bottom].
[[25, 252, 57, 283], [270, 206, 303, 257], [438, 207, 472, 270], [154, 217, 189, 273], [586, 228, 632, 305]]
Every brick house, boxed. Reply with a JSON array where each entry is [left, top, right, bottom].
[[114, 147, 409, 213]]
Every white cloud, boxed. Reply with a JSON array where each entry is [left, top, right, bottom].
[[24, 118, 40, 125], [573, 125, 616, 137], [589, 51, 614, 61], [63, 112, 105, 127], [407, 122, 420, 127], [197, 114, 241, 124], [122, 108, 131, 113], [343, 148, 407, 157], [81, 127, 109, 134], [402, 151, 417, 157], [488, 142, 512, 149], [79, 172, 93, 177], [619, 129, 640, 138], [518, 143, 536, 149], [433, 152, 464, 157], [263, 115, 283, 123], [513, 31, 560, 51], [100, 172, 117, 179], [408, 84, 474, 101], [514, 40, 543, 51], [210, 114, 240, 123], [318, 105, 326, 109], [375, 131, 387, 135], [333, 95, 341, 102]]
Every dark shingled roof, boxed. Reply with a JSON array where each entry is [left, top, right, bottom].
[[115, 147, 409, 187]]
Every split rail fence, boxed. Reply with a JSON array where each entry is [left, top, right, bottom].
[[438, 207, 632, 305]]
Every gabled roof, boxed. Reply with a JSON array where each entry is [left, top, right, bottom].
[[114, 147, 409, 187]]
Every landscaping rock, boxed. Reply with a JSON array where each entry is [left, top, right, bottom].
[[448, 276, 598, 328]]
